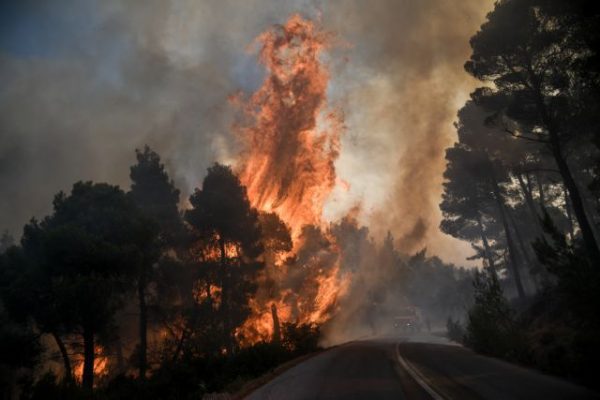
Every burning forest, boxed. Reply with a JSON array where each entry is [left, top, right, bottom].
[[2, 1, 600, 399], [233, 14, 346, 344]]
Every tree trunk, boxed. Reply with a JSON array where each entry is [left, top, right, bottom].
[[563, 185, 575, 241], [172, 326, 189, 363], [489, 166, 526, 299], [51, 332, 72, 382], [506, 207, 542, 292], [477, 215, 497, 276], [551, 140, 600, 264], [82, 327, 95, 391], [271, 303, 281, 344], [138, 264, 147, 381], [536, 172, 546, 208], [535, 93, 600, 265], [172, 304, 200, 363], [219, 237, 233, 353], [517, 172, 544, 238]]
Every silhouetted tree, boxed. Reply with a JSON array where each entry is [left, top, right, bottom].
[[185, 164, 264, 353], [466, 0, 600, 265], [129, 146, 181, 380], [533, 212, 600, 322], [19, 182, 155, 391], [441, 145, 502, 273], [465, 267, 522, 358], [258, 212, 292, 259], [441, 142, 527, 298], [0, 249, 41, 398], [0, 239, 75, 382]]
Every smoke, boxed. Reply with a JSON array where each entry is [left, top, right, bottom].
[[0, 0, 493, 265], [320, 0, 495, 265]]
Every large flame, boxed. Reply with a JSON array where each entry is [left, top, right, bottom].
[[235, 14, 343, 237], [233, 14, 348, 344]]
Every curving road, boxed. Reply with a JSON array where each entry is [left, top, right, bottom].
[[246, 334, 599, 400]]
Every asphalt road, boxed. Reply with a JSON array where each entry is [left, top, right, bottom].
[[246, 335, 599, 400]]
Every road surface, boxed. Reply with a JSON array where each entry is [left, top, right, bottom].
[[246, 335, 598, 399]]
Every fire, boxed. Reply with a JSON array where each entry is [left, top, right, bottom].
[[194, 283, 222, 307], [235, 14, 343, 237], [191, 235, 240, 262], [73, 345, 109, 384], [229, 14, 350, 346]]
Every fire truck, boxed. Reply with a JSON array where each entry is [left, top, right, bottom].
[[392, 306, 422, 333]]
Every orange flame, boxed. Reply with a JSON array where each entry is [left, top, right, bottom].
[[73, 345, 109, 384], [235, 14, 343, 237], [233, 14, 348, 345]]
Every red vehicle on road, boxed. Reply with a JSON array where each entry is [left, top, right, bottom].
[[393, 306, 422, 332]]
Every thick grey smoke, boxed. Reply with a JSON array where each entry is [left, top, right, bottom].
[[0, 0, 492, 265], [321, 0, 494, 265]]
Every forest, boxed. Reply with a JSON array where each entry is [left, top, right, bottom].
[[1, 0, 600, 398], [441, 0, 600, 390], [0, 148, 471, 399]]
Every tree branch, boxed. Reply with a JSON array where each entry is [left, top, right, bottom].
[[504, 128, 549, 143]]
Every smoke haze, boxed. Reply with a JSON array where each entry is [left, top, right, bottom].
[[0, 0, 493, 266]]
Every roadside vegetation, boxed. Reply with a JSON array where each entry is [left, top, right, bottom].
[[0, 148, 325, 399], [441, 0, 600, 389], [0, 147, 471, 399]]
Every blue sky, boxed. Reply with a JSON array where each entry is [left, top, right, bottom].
[[0, 1, 94, 57]]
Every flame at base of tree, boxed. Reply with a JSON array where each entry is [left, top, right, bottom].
[[231, 14, 350, 344], [73, 345, 109, 385]]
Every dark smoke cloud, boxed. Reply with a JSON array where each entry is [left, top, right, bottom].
[[0, 0, 492, 265], [0, 0, 303, 235]]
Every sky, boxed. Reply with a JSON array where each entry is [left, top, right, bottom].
[[0, 0, 495, 266]]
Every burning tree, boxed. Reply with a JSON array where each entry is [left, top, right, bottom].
[[15, 182, 156, 390], [229, 14, 349, 343], [235, 14, 343, 235], [185, 163, 264, 353], [129, 146, 182, 380]]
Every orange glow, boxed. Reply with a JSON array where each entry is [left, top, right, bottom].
[[193, 237, 240, 262], [194, 283, 222, 307], [232, 15, 349, 345], [73, 345, 109, 384], [235, 14, 343, 238]]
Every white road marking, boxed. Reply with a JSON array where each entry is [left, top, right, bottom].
[[395, 344, 446, 400]]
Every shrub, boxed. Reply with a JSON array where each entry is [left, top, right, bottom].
[[464, 269, 527, 361]]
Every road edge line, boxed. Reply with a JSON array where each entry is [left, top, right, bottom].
[[395, 344, 446, 400]]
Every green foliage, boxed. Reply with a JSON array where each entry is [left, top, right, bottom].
[[186, 163, 263, 259], [466, 0, 600, 265], [533, 212, 600, 322], [530, 212, 600, 387], [465, 268, 526, 360], [185, 163, 265, 351], [13, 181, 157, 390], [129, 145, 182, 246], [22, 182, 151, 327]]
